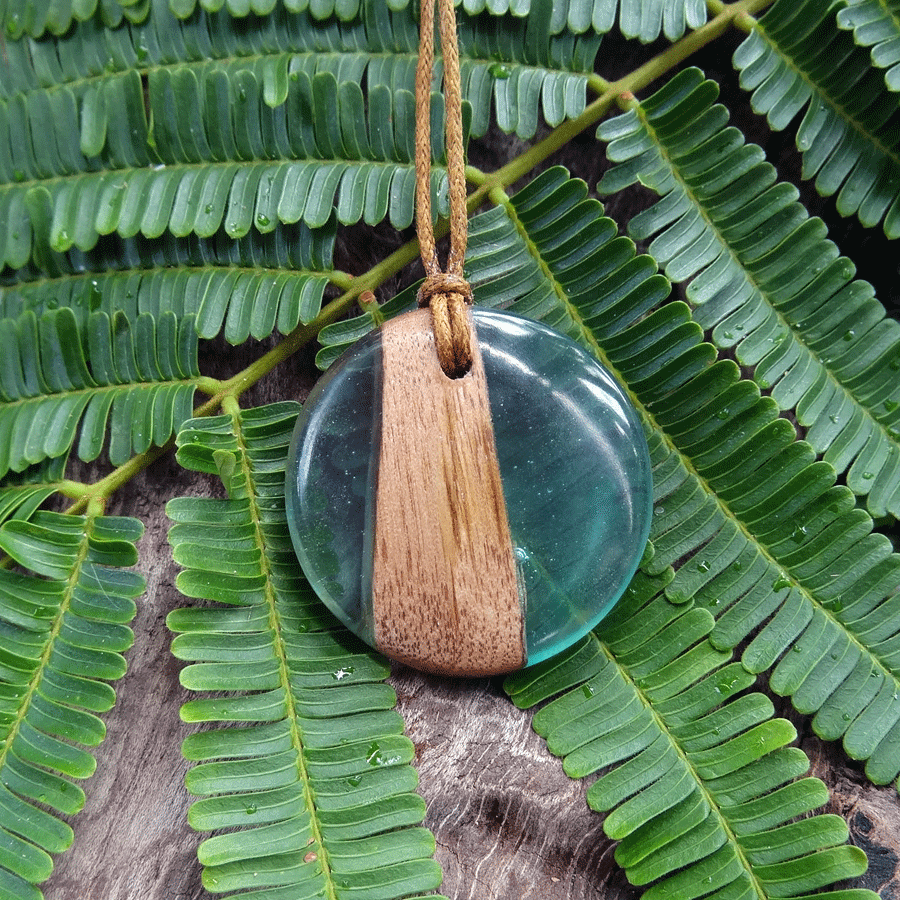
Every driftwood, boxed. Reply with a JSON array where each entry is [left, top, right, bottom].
[[40, 32, 900, 900]]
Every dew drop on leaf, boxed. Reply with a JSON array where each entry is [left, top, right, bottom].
[[772, 575, 791, 591], [204, 204, 214, 214], [843, 330, 854, 341], [715, 409, 729, 420], [257, 214, 271, 227], [489, 63, 512, 78], [347, 775, 362, 787], [862, 472, 874, 480], [697, 560, 710, 572], [582, 683, 594, 698], [884, 400, 898, 412], [245, 804, 257, 815]]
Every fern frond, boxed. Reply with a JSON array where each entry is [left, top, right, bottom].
[[1, 0, 597, 271], [0, 307, 199, 477], [837, 0, 900, 92], [505, 574, 876, 900], [0, 222, 335, 344], [734, 0, 900, 237], [0, 0, 144, 42], [0, 510, 143, 900], [319, 167, 900, 788], [598, 68, 900, 518], [168, 401, 444, 900], [0, 456, 68, 526]]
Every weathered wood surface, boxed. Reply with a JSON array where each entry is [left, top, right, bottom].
[[40, 32, 900, 900]]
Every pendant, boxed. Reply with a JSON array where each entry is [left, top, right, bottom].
[[286, 307, 652, 677]]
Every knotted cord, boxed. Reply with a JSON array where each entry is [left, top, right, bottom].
[[414, 0, 473, 378]]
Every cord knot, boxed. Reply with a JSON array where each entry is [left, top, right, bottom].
[[417, 274, 473, 379], [416, 272, 473, 308]]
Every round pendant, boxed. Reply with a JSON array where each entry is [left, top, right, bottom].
[[286, 307, 652, 676]]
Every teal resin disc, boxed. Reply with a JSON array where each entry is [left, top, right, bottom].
[[286, 308, 652, 670]]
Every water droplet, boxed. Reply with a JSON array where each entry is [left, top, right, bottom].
[[582, 683, 594, 698], [829, 414, 840, 424], [792, 645, 803, 653], [257, 214, 271, 227], [842, 713, 852, 721], [715, 409, 729, 420], [722, 331, 734, 340], [717, 673, 739, 693], [87, 280, 103, 311], [772, 575, 791, 591], [332, 666, 354, 681], [204, 203, 214, 214], [245, 804, 257, 815], [489, 63, 512, 78], [13, 169, 26, 183], [733, 561, 742, 572], [790, 524, 807, 543], [347, 775, 362, 787], [238, 88, 247, 101], [654, 506, 665, 516], [843, 330, 855, 342], [862, 472, 874, 480], [884, 400, 898, 413], [697, 561, 710, 572]]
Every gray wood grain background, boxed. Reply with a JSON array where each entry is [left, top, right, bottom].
[[39, 27, 900, 900]]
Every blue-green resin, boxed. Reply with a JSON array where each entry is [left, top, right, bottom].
[[286, 309, 652, 670]]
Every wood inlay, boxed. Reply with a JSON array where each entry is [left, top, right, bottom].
[[372, 308, 525, 676]]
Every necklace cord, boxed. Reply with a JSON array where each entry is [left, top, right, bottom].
[[414, 0, 473, 378]]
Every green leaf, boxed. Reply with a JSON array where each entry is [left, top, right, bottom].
[[505, 577, 877, 900], [1, 0, 599, 270], [597, 68, 900, 518], [837, 0, 900, 93], [733, 0, 900, 237], [167, 402, 443, 900], [0, 307, 199, 476], [0, 456, 69, 526], [0, 222, 335, 344], [0, 511, 142, 898]]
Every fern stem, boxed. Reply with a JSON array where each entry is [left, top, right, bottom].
[[328, 270, 355, 290]]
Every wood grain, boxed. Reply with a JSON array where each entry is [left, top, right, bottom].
[[372, 308, 526, 676]]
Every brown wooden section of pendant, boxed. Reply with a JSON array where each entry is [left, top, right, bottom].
[[371, 308, 525, 676]]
